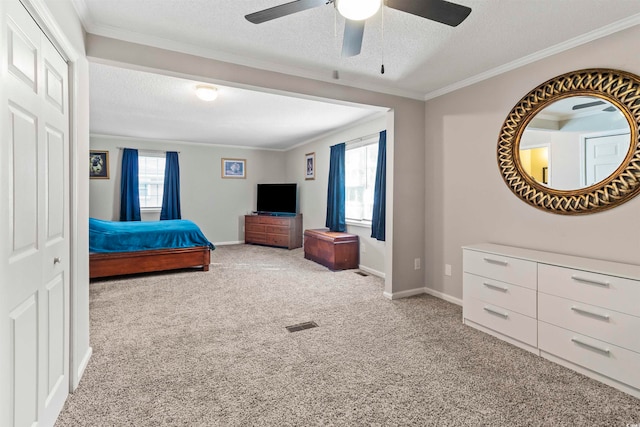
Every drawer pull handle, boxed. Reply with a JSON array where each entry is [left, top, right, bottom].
[[570, 275, 610, 287], [571, 338, 610, 355], [570, 306, 610, 321], [483, 257, 508, 266], [483, 282, 508, 292], [483, 306, 509, 318]]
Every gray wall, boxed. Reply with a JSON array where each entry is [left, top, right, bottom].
[[87, 34, 426, 296], [285, 116, 388, 276], [91, 114, 388, 275], [424, 24, 640, 302], [90, 135, 286, 244]]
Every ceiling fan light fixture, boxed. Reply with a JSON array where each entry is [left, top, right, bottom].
[[336, 0, 382, 21], [195, 85, 218, 101]]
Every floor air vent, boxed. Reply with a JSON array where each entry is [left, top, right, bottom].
[[286, 321, 318, 333], [355, 271, 368, 276]]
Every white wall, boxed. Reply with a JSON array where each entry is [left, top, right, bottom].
[[89, 135, 286, 244], [285, 116, 387, 276], [425, 24, 640, 302]]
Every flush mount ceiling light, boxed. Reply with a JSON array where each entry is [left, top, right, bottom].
[[195, 85, 218, 101], [336, 0, 382, 21]]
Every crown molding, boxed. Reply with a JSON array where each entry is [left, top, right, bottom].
[[424, 13, 640, 101], [71, 0, 640, 104], [89, 133, 288, 152]]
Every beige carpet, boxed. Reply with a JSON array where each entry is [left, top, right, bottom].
[[56, 244, 640, 426]]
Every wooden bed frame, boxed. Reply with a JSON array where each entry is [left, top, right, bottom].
[[90, 246, 211, 279]]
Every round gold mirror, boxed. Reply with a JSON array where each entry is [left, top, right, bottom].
[[498, 69, 640, 214]]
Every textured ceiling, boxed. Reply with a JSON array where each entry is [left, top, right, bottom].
[[77, 0, 640, 148], [89, 63, 384, 149], [75, 0, 640, 98]]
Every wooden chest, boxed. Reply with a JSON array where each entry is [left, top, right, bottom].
[[303, 228, 359, 271]]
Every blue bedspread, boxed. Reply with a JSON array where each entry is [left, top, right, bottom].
[[89, 218, 215, 253]]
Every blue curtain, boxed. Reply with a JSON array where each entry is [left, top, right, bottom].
[[119, 148, 141, 221], [371, 131, 386, 241], [325, 143, 346, 232], [160, 151, 181, 220]]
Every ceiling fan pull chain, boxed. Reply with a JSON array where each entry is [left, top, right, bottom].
[[381, 2, 385, 74]]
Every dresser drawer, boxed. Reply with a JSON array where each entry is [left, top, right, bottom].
[[259, 216, 291, 226], [463, 249, 537, 289], [538, 264, 640, 316], [538, 293, 640, 353], [245, 223, 266, 233], [539, 322, 640, 391], [464, 297, 537, 347], [267, 234, 290, 247], [463, 273, 536, 318], [266, 225, 289, 234], [245, 232, 267, 244]]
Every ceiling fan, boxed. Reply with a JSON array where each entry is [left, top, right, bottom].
[[572, 100, 617, 113], [245, 0, 472, 57]]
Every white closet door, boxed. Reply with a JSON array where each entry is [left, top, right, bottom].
[[1, 0, 70, 425]]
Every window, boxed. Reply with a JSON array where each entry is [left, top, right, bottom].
[[345, 140, 378, 222], [138, 155, 165, 209]]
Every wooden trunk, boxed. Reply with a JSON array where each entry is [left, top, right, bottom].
[[303, 228, 359, 271]]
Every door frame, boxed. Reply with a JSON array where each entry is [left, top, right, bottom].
[[18, 0, 86, 391], [519, 142, 551, 186]]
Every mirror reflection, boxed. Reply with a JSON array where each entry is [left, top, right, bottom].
[[519, 96, 630, 190]]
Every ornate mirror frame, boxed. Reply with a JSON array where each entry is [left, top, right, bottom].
[[497, 68, 640, 215]]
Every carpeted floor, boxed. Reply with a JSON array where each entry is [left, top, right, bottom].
[[56, 244, 640, 426]]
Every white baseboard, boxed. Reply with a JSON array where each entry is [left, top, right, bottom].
[[423, 287, 463, 306], [382, 286, 463, 306], [213, 240, 244, 246], [358, 265, 385, 278], [74, 346, 92, 392], [383, 287, 427, 300]]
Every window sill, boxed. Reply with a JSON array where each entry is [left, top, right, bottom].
[[141, 207, 161, 213], [346, 219, 372, 229]]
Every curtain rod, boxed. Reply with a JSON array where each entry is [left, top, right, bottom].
[[344, 132, 380, 145], [117, 147, 180, 153]]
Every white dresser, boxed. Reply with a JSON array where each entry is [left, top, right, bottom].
[[463, 243, 640, 399]]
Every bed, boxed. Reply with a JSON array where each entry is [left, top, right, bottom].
[[89, 218, 215, 279]]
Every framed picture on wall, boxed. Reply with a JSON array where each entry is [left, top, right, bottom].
[[89, 150, 109, 179], [222, 158, 246, 179], [305, 152, 315, 180]]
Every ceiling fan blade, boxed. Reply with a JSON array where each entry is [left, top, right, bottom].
[[603, 106, 617, 112], [572, 100, 606, 110], [245, 0, 327, 24], [342, 19, 365, 57], [385, 0, 471, 27]]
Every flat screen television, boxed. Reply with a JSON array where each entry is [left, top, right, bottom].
[[256, 183, 297, 215]]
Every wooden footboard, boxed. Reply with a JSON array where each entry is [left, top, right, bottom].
[[90, 246, 211, 279]]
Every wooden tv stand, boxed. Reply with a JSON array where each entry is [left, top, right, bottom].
[[244, 214, 302, 249]]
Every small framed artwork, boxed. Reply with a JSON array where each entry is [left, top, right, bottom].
[[222, 158, 246, 179], [305, 152, 315, 180], [89, 150, 109, 179]]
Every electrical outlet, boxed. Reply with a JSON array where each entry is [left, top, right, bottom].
[[414, 258, 421, 270], [445, 264, 452, 276], [361, 245, 366, 253]]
